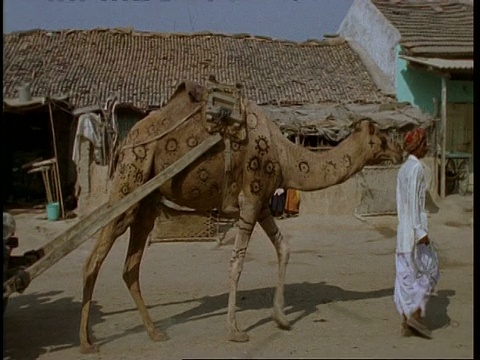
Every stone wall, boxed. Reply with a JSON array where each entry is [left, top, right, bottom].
[[300, 159, 438, 217], [299, 177, 359, 216]]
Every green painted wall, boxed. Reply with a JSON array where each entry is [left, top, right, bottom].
[[395, 46, 473, 115], [116, 108, 145, 140]]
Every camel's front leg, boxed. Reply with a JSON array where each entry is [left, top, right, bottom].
[[258, 206, 291, 329], [227, 201, 259, 342]]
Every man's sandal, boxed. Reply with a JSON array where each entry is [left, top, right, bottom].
[[406, 317, 433, 339]]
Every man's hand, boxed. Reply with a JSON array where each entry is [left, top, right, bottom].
[[417, 235, 430, 245]]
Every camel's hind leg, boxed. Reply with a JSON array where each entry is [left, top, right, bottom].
[[79, 213, 133, 353], [122, 199, 168, 342], [258, 206, 291, 329]]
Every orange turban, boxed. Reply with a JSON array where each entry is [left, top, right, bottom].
[[403, 128, 426, 153]]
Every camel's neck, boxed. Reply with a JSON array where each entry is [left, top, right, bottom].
[[278, 133, 370, 191]]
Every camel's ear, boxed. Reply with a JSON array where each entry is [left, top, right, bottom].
[[368, 121, 376, 135], [185, 81, 203, 102], [358, 119, 374, 134], [353, 120, 362, 132]]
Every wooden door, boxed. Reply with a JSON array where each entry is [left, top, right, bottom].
[[446, 102, 473, 171]]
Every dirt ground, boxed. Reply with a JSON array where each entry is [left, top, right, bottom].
[[3, 193, 473, 359]]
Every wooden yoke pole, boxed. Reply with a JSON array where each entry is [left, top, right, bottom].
[[48, 101, 65, 218], [3, 133, 222, 297]]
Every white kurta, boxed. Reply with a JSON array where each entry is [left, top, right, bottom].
[[394, 155, 439, 317], [396, 155, 428, 253]]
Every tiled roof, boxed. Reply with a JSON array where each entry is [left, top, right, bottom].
[[3, 29, 389, 109], [399, 55, 473, 71], [372, 0, 473, 58]]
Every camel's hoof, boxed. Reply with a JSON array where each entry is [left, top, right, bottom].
[[80, 343, 99, 354], [150, 330, 169, 342], [227, 330, 250, 342], [273, 311, 291, 330], [275, 318, 291, 330]]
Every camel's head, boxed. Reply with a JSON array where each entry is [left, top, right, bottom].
[[355, 119, 403, 165]]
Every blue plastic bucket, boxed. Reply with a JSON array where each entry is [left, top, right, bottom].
[[46, 202, 60, 221]]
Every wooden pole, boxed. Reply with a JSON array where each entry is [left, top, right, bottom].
[[51, 161, 61, 203], [48, 101, 65, 218], [432, 98, 439, 197], [440, 77, 447, 198], [40, 170, 50, 203], [3, 133, 222, 296], [28, 166, 53, 203], [44, 168, 54, 203]]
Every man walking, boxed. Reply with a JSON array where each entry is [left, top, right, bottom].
[[394, 127, 440, 339]]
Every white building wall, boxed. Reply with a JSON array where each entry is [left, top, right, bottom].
[[337, 0, 400, 86]]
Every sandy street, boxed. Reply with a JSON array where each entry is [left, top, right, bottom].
[[3, 193, 473, 359]]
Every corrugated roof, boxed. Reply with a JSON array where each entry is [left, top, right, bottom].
[[3, 29, 389, 109], [372, 0, 473, 58], [399, 55, 473, 71]]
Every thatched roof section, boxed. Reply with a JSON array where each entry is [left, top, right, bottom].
[[3, 29, 390, 109], [265, 102, 433, 142]]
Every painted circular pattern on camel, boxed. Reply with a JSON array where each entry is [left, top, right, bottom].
[[247, 156, 261, 172], [147, 124, 159, 136], [187, 136, 198, 148], [230, 181, 238, 193], [264, 160, 275, 176], [326, 160, 337, 170], [134, 169, 144, 185], [120, 183, 131, 196], [117, 163, 127, 179], [166, 138, 178, 152], [231, 141, 241, 152], [198, 169, 210, 182], [161, 162, 172, 171], [255, 136, 270, 156], [190, 188, 201, 199], [132, 146, 147, 160], [298, 161, 310, 174], [247, 113, 258, 129], [127, 164, 139, 175], [342, 154, 352, 167], [250, 180, 262, 195], [209, 183, 220, 197]]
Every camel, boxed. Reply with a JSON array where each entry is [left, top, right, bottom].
[[79, 80, 403, 353]]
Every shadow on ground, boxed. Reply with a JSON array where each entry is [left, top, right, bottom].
[[2, 284, 456, 357], [3, 291, 103, 360], [95, 281, 396, 347], [426, 289, 456, 331]]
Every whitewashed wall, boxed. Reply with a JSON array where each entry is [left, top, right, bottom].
[[338, 0, 400, 86]]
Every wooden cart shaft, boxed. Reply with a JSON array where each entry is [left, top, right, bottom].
[[3, 134, 222, 298]]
